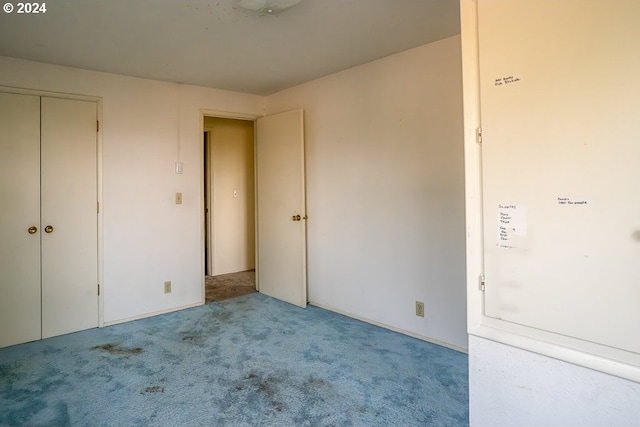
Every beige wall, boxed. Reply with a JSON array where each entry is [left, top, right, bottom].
[[461, 0, 640, 425], [0, 56, 264, 323], [266, 35, 467, 351], [0, 34, 467, 352], [205, 117, 255, 275]]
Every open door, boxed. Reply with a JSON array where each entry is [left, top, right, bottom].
[[256, 109, 307, 308]]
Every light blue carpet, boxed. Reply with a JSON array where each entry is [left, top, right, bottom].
[[0, 293, 468, 426]]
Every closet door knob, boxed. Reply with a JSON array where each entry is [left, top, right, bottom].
[[44, 225, 54, 233], [28, 226, 38, 234]]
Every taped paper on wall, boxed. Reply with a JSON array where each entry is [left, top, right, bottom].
[[497, 204, 527, 249]]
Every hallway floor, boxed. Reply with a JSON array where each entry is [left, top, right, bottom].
[[205, 269, 256, 303]]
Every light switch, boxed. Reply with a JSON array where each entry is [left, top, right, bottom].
[[175, 192, 182, 204], [175, 162, 183, 174]]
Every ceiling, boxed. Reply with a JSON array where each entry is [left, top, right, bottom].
[[0, 0, 460, 95]]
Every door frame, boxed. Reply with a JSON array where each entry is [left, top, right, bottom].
[[200, 109, 261, 302], [0, 85, 104, 328]]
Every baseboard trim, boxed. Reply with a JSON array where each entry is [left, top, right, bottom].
[[308, 301, 468, 354], [102, 301, 204, 327]]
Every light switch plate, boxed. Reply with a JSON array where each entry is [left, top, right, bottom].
[[175, 192, 182, 204]]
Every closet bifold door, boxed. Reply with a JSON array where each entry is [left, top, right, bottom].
[[41, 97, 98, 339], [0, 92, 42, 348]]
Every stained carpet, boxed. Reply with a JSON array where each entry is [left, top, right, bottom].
[[0, 293, 468, 427], [205, 270, 256, 303]]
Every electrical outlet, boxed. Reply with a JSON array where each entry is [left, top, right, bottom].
[[164, 281, 172, 294], [415, 301, 424, 317]]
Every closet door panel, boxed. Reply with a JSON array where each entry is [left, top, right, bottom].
[[0, 92, 42, 347], [41, 97, 98, 338], [478, 0, 640, 354]]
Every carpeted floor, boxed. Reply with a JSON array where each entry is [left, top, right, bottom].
[[205, 270, 256, 303], [0, 293, 469, 427]]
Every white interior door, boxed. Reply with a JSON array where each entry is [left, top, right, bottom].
[[41, 97, 98, 338], [256, 109, 307, 307], [0, 92, 42, 347]]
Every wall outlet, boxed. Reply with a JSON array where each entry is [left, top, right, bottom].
[[415, 301, 425, 317], [164, 281, 172, 294]]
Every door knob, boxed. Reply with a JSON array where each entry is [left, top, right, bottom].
[[28, 226, 38, 234], [44, 225, 54, 233]]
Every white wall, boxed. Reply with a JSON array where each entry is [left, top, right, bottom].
[[0, 35, 467, 351], [460, 0, 640, 424], [469, 336, 640, 427], [0, 56, 263, 324], [266, 36, 467, 351], [204, 117, 255, 275]]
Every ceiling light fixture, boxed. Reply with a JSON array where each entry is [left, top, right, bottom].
[[236, 0, 302, 14]]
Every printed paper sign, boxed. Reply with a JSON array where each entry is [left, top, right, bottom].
[[497, 204, 527, 249]]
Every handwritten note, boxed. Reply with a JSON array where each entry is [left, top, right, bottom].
[[494, 75, 522, 87], [497, 204, 527, 249], [557, 197, 588, 206]]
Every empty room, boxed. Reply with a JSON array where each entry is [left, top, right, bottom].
[[1, 1, 639, 426]]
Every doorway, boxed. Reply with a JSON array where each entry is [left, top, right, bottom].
[[201, 109, 308, 308], [203, 116, 257, 302]]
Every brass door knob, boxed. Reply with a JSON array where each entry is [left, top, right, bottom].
[[28, 226, 38, 234], [44, 225, 54, 233]]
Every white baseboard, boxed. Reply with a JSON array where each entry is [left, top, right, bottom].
[[102, 301, 204, 327], [102, 298, 467, 354], [309, 301, 468, 354]]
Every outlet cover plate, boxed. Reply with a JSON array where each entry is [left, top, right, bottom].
[[416, 301, 424, 317]]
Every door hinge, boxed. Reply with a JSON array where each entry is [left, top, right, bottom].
[[98, 284, 101, 296], [480, 274, 486, 292], [97, 202, 100, 213], [97, 120, 100, 132], [476, 127, 483, 144]]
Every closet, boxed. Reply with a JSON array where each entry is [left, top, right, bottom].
[[476, 0, 640, 360], [0, 91, 99, 348]]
